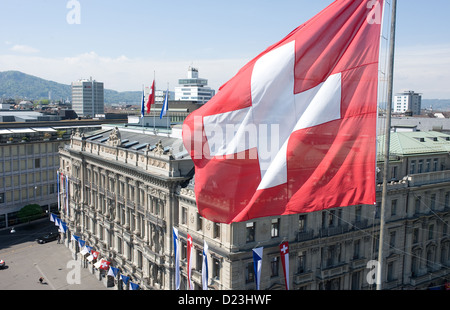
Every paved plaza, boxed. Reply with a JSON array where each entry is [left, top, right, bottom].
[[0, 219, 110, 290]]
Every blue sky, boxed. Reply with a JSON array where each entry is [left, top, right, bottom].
[[1, 0, 450, 98]]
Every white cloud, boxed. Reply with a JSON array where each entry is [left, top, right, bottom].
[[394, 44, 450, 99], [0, 52, 247, 93], [3, 44, 448, 99], [10, 44, 39, 54]]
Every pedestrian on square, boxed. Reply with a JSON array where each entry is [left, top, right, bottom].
[[39, 277, 44, 284]]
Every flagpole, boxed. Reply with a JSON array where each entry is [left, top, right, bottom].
[[377, 0, 397, 291], [141, 84, 145, 133], [167, 82, 170, 134], [153, 71, 156, 133]]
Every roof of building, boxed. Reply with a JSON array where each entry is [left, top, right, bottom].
[[83, 126, 189, 159], [378, 131, 450, 157]]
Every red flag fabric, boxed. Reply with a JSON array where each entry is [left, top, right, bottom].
[[187, 234, 194, 290], [99, 259, 110, 271], [147, 80, 155, 114], [280, 242, 289, 290], [182, 0, 383, 223]]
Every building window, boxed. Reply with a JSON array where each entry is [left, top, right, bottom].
[[245, 262, 254, 283], [328, 210, 335, 226], [213, 223, 220, 239], [391, 199, 397, 216], [410, 160, 416, 174], [433, 158, 439, 171], [297, 252, 306, 274], [391, 166, 398, 180], [246, 222, 255, 243], [413, 228, 419, 244], [355, 206, 362, 222], [0, 193, 4, 204], [34, 158, 40, 168], [353, 240, 360, 259], [271, 218, 280, 238], [270, 257, 279, 277], [426, 159, 431, 172], [431, 194, 436, 210], [387, 262, 395, 281], [298, 215, 306, 232], [389, 231, 396, 248], [213, 257, 220, 280], [197, 214, 203, 231], [415, 197, 421, 214], [181, 207, 187, 225], [428, 224, 434, 240]]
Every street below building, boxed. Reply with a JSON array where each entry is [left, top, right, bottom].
[[0, 218, 109, 290]]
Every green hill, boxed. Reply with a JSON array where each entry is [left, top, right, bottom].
[[0, 71, 141, 104]]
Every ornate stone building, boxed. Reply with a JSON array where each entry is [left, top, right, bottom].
[[59, 126, 450, 290]]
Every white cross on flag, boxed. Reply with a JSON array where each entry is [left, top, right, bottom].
[[183, 0, 383, 223], [280, 242, 289, 290]]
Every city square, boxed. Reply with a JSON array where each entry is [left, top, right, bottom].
[[0, 219, 109, 290]]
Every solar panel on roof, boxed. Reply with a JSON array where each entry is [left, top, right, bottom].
[[100, 138, 109, 143], [133, 143, 148, 150], [89, 135, 103, 141], [121, 139, 129, 144], [123, 141, 139, 148]]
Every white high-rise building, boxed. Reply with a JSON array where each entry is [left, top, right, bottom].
[[71, 78, 104, 118], [174, 67, 215, 104], [394, 90, 422, 115]]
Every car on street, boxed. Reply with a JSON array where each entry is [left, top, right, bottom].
[[35, 232, 59, 244]]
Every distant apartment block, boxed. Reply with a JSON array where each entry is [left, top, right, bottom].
[[72, 78, 104, 118], [394, 91, 422, 115]]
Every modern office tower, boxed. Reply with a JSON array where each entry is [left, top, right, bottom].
[[174, 67, 215, 104], [72, 78, 104, 118], [394, 90, 422, 115]]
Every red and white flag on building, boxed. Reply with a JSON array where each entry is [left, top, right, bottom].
[[186, 234, 194, 290], [182, 0, 383, 224], [280, 242, 289, 290], [147, 80, 155, 114], [98, 259, 111, 271]]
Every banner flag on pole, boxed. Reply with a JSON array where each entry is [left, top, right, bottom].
[[65, 175, 69, 217], [147, 80, 155, 114], [57, 171, 60, 211], [140, 87, 145, 118], [187, 234, 194, 290], [160, 88, 169, 119], [108, 266, 119, 277], [121, 275, 130, 286], [130, 282, 140, 290], [182, 0, 384, 224], [280, 241, 290, 290], [202, 241, 209, 290], [173, 227, 180, 290], [253, 247, 263, 290], [50, 213, 57, 223]]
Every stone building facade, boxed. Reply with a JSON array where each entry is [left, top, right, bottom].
[[59, 126, 450, 290]]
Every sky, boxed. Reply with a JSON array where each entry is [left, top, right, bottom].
[[1, 0, 450, 99]]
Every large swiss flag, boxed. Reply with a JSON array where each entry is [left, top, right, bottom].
[[183, 0, 383, 224]]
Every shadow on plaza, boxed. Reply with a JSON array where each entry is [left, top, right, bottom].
[[0, 218, 59, 251]]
